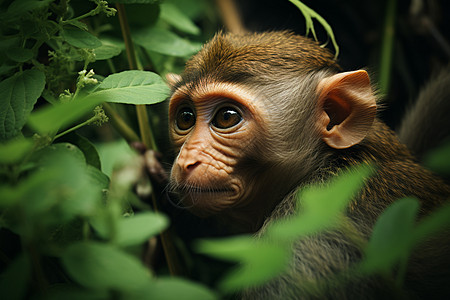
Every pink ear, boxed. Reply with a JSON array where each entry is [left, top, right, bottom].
[[317, 70, 377, 149]]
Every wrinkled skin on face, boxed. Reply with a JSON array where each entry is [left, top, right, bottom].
[[167, 31, 342, 232], [168, 80, 268, 220]]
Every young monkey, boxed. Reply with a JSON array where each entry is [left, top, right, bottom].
[[166, 31, 450, 299]]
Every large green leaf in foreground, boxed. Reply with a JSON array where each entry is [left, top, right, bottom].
[[86, 70, 170, 104], [62, 242, 152, 291], [28, 70, 170, 135], [0, 69, 45, 140], [134, 27, 201, 57]]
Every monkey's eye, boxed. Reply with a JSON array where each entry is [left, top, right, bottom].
[[212, 107, 242, 129], [176, 107, 196, 130]]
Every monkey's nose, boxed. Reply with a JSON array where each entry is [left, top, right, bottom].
[[186, 161, 201, 172], [176, 147, 202, 176], [176, 157, 201, 176]]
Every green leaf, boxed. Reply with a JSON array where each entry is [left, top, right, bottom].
[[76, 134, 102, 170], [46, 284, 109, 300], [0, 64, 17, 77], [25, 144, 100, 222], [423, 141, 450, 176], [0, 144, 99, 228], [6, 47, 34, 62], [360, 197, 420, 274], [267, 164, 374, 241], [63, 20, 89, 31], [86, 164, 110, 190], [93, 42, 122, 60], [164, 0, 208, 20], [0, 254, 31, 300], [33, 142, 86, 166], [110, 0, 160, 3], [0, 184, 20, 207], [413, 202, 450, 244], [27, 95, 104, 136], [0, 138, 34, 164], [288, 0, 339, 59], [134, 27, 201, 57], [88, 210, 116, 241], [61, 242, 152, 291], [96, 139, 137, 177], [115, 212, 169, 246], [0, 37, 20, 52], [0, 69, 45, 141], [6, 0, 52, 19], [123, 3, 160, 27], [45, 219, 85, 256], [150, 278, 216, 300], [58, 133, 102, 169], [62, 26, 102, 49], [126, 277, 217, 300], [86, 70, 170, 105], [160, 3, 200, 35], [196, 236, 289, 292], [197, 236, 259, 262]]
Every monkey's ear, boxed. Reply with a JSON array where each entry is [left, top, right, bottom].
[[317, 70, 376, 149], [165, 73, 182, 87]]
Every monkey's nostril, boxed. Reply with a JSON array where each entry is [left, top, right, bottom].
[[186, 161, 200, 171]]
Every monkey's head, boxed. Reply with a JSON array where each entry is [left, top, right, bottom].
[[167, 31, 376, 230]]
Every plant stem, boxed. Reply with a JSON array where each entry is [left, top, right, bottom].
[[115, 3, 157, 151], [135, 104, 157, 151], [54, 115, 97, 140], [115, 4, 137, 70], [61, 1, 104, 24], [379, 0, 397, 95], [27, 243, 48, 294], [106, 59, 116, 73], [115, 2, 181, 276], [102, 103, 140, 143]]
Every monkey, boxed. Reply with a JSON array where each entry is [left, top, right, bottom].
[[165, 31, 450, 299]]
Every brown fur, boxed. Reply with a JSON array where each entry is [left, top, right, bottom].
[[169, 31, 450, 299], [243, 120, 450, 299], [178, 31, 340, 88]]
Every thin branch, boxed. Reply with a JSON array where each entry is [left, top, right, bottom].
[[379, 0, 397, 95], [216, 0, 246, 33], [115, 2, 182, 277], [115, 3, 157, 151], [102, 103, 140, 143]]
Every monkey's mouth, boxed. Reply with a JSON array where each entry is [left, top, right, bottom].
[[168, 182, 239, 215], [188, 187, 234, 195], [184, 187, 236, 204], [172, 181, 236, 196]]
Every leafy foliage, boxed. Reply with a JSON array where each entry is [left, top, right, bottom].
[[199, 163, 450, 296], [0, 69, 45, 139], [87, 70, 170, 104], [197, 164, 373, 293], [0, 0, 449, 299], [266, 164, 374, 242], [197, 235, 290, 292], [424, 140, 450, 176], [0, 0, 218, 298], [288, 0, 339, 59]]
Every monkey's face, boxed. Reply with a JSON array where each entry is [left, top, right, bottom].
[[168, 80, 266, 217], [167, 32, 377, 223]]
